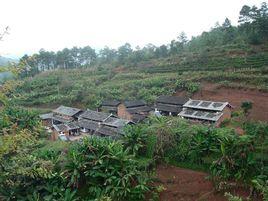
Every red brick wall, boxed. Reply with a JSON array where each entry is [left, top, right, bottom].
[[117, 103, 133, 120], [216, 107, 232, 127]]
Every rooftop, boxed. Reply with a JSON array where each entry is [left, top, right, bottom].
[[65, 122, 80, 130], [96, 125, 123, 137], [101, 100, 121, 107], [79, 109, 113, 122], [124, 100, 146, 108], [103, 117, 133, 128], [53, 105, 82, 117], [78, 118, 124, 137], [39, 112, 53, 120], [126, 105, 152, 114], [53, 122, 80, 132], [183, 99, 229, 111], [52, 114, 74, 123], [53, 124, 67, 132], [157, 96, 189, 105], [131, 113, 147, 123], [78, 119, 99, 131], [179, 109, 223, 122], [156, 103, 183, 113]]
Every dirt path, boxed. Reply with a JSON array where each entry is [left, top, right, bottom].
[[155, 165, 226, 201], [154, 164, 261, 201]]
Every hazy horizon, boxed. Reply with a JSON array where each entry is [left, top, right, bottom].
[[0, 0, 264, 58]]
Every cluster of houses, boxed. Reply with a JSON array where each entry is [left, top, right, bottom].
[[40, 95, 232, 141]]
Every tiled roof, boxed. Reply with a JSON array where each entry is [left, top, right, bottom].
[[65, 122, 80, 130], [53, 124, 67, 132], [103, 117, 133, 128], [124, 100, 146, 108], [39, 113, 53, 120], [102, 100, 121, 107], [96, 125, 123, 136], [156, 103, 183, 113], [131, 114, 147, 123], [79, 109, 112, 122], [157, 96, 189, 105], [127, 105, 152, 114], [53, 122, 79, 132], [53, 105, 82, 117], [78, 119, 99, 131], [52, 114, 73, 123]]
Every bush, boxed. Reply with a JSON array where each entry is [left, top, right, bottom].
[[64, 136, 151, 200], [241, 101, 253, 115], [122, 125, 149, 156]]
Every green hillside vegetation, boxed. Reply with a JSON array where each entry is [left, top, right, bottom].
[[0, 2, 268, 200], [10, 65, 268, 110], [0, 101, 267, 200], [10, 2, 268, 109], [17, 2, 268, 76]]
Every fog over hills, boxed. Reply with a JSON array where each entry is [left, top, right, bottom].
[[0, 56, 18, 66]]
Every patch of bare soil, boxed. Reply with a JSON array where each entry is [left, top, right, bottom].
[[188, 83, 268, 122], [155, 165, 258, 201]]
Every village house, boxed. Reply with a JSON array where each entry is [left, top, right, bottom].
[[39, 105, 83, 140], [100, 100, 121, 115], [179, 99, 232, 127], [155, 95, 189, 116], [39, 105, 83, 127], [78, 109, 133, 138], [117, 100, 152, 123], [52, 122, 80, 141], [39, 112, 53, 127], [52, 105, 83, 124]]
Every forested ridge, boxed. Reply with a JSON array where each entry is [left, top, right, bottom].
[[17, 2, 268, 76]]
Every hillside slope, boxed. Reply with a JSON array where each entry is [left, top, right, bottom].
[[8, 44, 268, 123]]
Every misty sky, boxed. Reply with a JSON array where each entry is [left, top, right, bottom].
[[0, 0, 264, 58]]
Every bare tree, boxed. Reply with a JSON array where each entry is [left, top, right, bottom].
[[0, 26, 9, 41]]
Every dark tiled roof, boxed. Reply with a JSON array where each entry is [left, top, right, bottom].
[[124, 100, 146, 108], [131, 114, 147, 123], [53, 105, 82, 117], [79, 109, 112, 122], [127, 105, 152, 114], [101, 106, 117, 112], [156, 103, 183, 113], [52, 115, 73, 123], [97, 125, 122, 136], [157, 96, 189, 105], [65, 122, 80, 130], [102, 100, 121, 107], [53, 122, 79, 132], [39, 113, 53, 120], [78, 119, 99, 131], [103, 117, 133, 128], [53, 124, 67, 132]]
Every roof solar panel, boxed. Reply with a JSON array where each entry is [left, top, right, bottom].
[[189, 100, 200, 106], [195, 111, 206, 117], [206, 113, 218, 118], [212, 103, 223, 108], [185, 109, 195, 115], [200, 101, 212, 107]]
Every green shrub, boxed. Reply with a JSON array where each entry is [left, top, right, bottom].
[[64, 136, 151, 200], [122, 125, 149, 156], [241, 101, 253, 115]]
